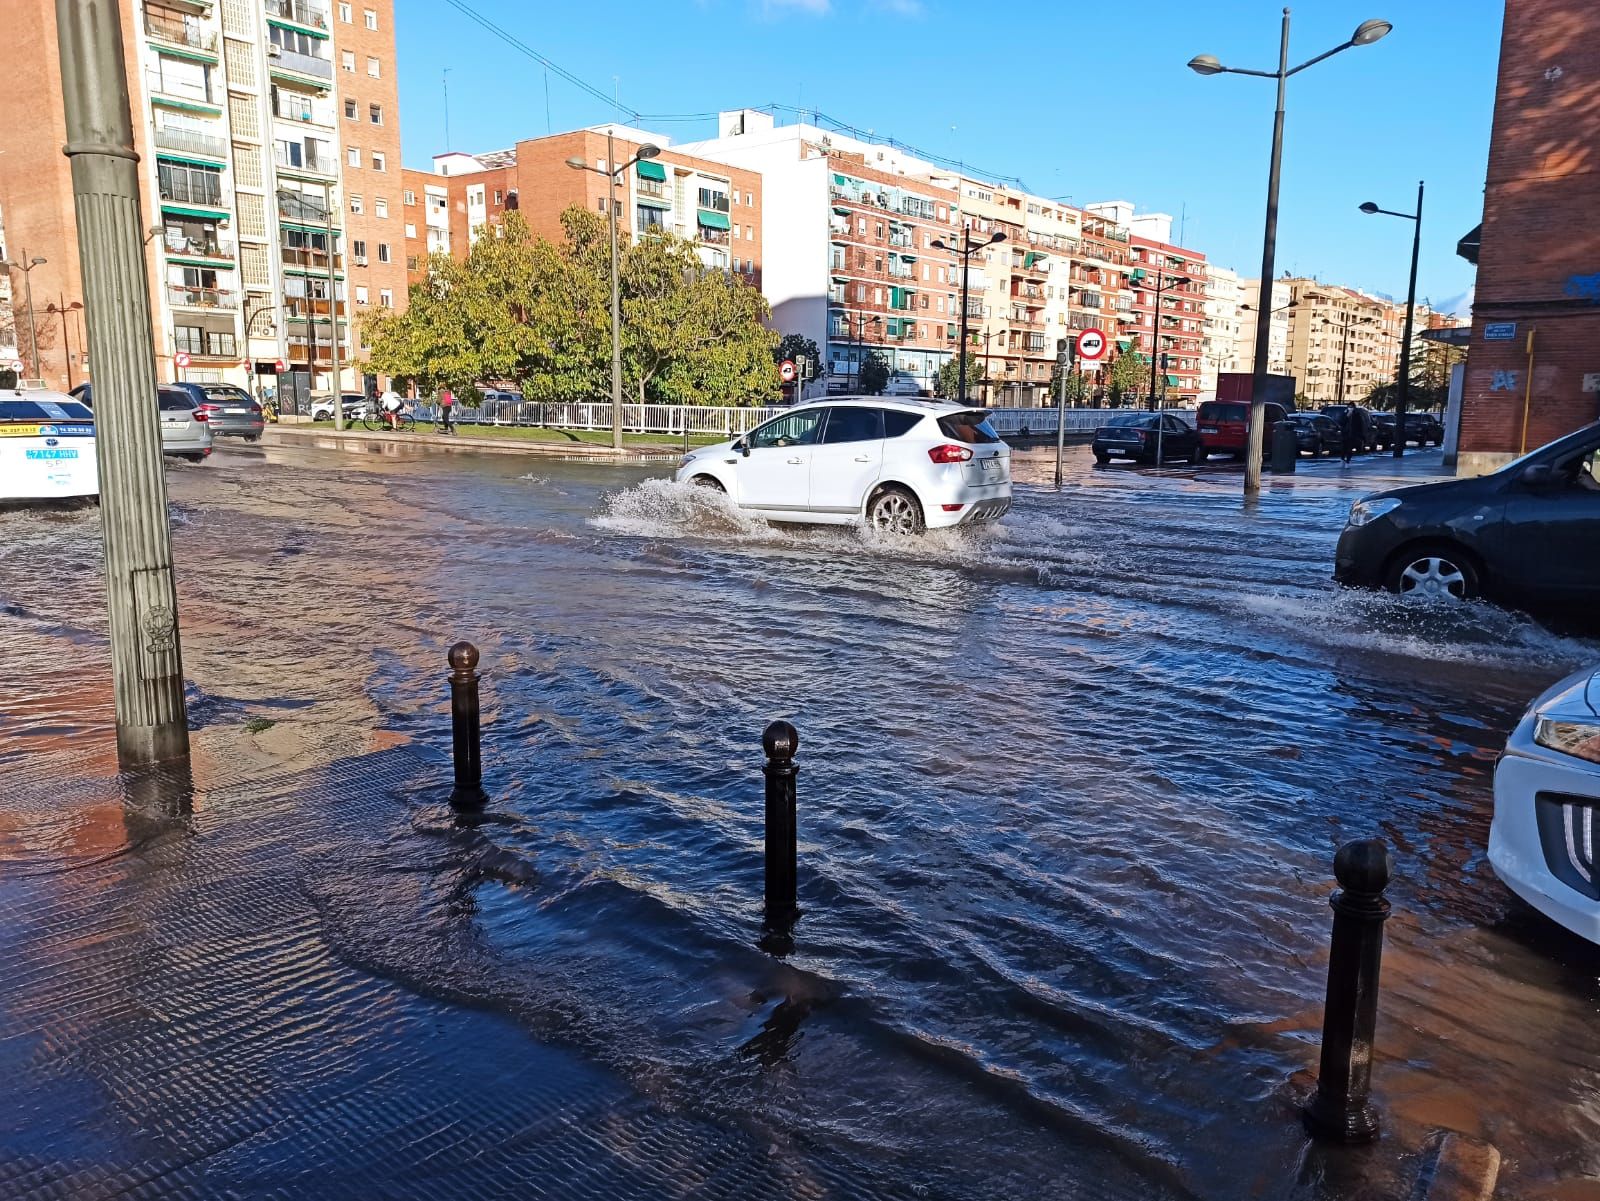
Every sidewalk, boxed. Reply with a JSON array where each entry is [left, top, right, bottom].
[[261, 423, 689, 459]]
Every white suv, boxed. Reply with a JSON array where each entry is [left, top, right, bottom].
[[675, 397, 1011, 534]]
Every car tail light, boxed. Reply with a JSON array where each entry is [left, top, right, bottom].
[[250, 402, 262, 413], [928, 443, 973, 463], [193, 410, 209, 421], [940, 503, 965, 512]]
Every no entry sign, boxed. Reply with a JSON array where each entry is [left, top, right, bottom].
[[174, 351, 191, 368], [779, 359, 797, 383], [1076, 329, 1107, 362]]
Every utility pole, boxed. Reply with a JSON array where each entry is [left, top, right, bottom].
[[57, 0, 189, 766], [324, 180, 343, 429]]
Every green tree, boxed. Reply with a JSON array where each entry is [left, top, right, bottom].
[[774, 333, 821, 378], [1047, 361, 1090, 405], [1107, 349, 1147, 407], [933, 352, 987, 399], [857, 351, 890, 395]]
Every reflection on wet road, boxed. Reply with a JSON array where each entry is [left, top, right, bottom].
[[2, 440, 1597, 1199]]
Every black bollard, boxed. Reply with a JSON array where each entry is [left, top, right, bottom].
[[1304, 838, 1393, 1144], [761, 720, 800, 942], [447, 641, 486, 807]]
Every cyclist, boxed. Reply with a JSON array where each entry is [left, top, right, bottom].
[[379, 385, 404, 430]]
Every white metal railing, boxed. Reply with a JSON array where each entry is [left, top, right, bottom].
[[154, 124, 228, 159], [408, 399, 788, 437], [985, 407, 1198, 435]]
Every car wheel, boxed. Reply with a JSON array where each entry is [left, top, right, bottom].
[[1190, 444, 1206, 464], [1384, 543, 1480, 601], [690, 474, 725, 492], [866, 486, 924, 536], [184, 453, 207, 463]]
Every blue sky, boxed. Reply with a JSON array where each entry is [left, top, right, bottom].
[[394, 0, 1503, 313]]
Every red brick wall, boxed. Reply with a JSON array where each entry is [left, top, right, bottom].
[[1459, 0, 1600, 467]]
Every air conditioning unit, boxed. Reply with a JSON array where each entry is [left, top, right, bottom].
[[353, 255, 368, 266], [267, 44, 282, 57]]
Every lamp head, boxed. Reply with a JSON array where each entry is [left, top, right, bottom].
[[29, 257, 46, 267], [1351, 18, 1392, 46], [988, 231, 1006, 245], [930, 238, 948, 250], [564, 155, 587, 170], [636, 144, 661, 160], [1359, 201, 1380, 214], [1187, 54, 1225, 76]]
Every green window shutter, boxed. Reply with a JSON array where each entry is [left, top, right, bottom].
[[890, 286, 903, 309], [635, 159, 667, 181], [1165, 374, 1181, 386]]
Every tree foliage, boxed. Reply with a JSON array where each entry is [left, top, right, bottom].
[[933, 352, 988, 400], [1107, 349, 1147, 406], [774, 333, 821, 374], [857, 351, 890, 396], [1047, 361, 1090, 405], [367, 208, 780, 406]]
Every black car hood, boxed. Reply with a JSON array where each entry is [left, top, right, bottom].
[[1360, 474, 1504, 506]]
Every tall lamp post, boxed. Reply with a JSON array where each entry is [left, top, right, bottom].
[[931, 229, 1005, 402], [566, 135, 661, 450], [3, 252, 48, 380], [1135, 270, 1190, 411], [1189, 11, 1392, 495], [45, 297, 84, 387], [846, 310, 880, 386], [1360, 182, 1423, 457]]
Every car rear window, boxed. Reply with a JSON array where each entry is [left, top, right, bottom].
[[1105, 413, 1156, 428], [201, 386, 251, 402], [158, 388, 196, 412], [883, 410, 922, 438], [1199, 403, 1247, 422], [937, 411, 1000, 444], [0, 399, 93, 421], [821, 406, 883, 443]]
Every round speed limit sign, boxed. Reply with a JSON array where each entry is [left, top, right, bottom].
[[779, 359, 797, 383], [1076, 329, 1108, 362]]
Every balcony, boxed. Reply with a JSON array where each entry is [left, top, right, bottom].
[[162, 229, 235, 260], [153, 124, 227, 159], [264, 0, 330, 29], [168, 284, 236, 309], [279, 246, 342, 270], [145, 67, 214, 107], [696, 193, 730, 213], [283, 297, 347, 319], [697, 228, 730, 246], [636, 178, 667, 200], [269, 47, 333, 80], [144, 9, 217, 53], [159, 176, 224, 208], [277, 190, 330, 224], [273, 144, 337, 177], [272, 95, 332, 126]]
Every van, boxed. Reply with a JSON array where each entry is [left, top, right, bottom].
[[1197, 399, 1289, 459]]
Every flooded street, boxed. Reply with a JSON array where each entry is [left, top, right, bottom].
[[3, 440, 1598, 1199]]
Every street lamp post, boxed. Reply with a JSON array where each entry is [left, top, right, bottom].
[[567, 134, 661, 450], [847, 310, 880, 388], [3, 251, 48, 380], [931, 229, 1005, 402], [1137, 270, 1191, 411], [1360, 182, 1424, 457], [45, 297, 84, 387], [1190, 11, 1392, 495]]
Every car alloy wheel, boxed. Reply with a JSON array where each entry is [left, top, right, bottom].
[[867, 488, 923, 535], [1395, 554, 1470, 600]]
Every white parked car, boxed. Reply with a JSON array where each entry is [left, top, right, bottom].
[[0, 390, 98, 501], [674, 398, 1011, 534], [1489, 664, 1600, 944]]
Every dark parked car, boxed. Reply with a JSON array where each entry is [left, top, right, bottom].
[[173, 381, 264, 441], [1196, 400, 1290, 459], [1091, 411, 1203, 465], [1371, 411, 1443, 449], [1284, 412, 1345, 457], [1320, 404, 1380, 451], [1335, 421, 1600, 609]]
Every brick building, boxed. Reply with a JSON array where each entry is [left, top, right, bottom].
[[400, 167, 448, 286], [421, 128, 762, 284], [1456, 0, 1600, 475]]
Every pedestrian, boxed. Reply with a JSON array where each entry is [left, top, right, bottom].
[[439, 387, 455, 435], [379, 384, 403, 431], [1340, 408, 1357, 464]]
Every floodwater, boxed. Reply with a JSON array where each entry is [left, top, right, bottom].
[[3, 441, 1598, 1200]]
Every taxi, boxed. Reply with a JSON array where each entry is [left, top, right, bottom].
[[0, 389, 99, 501]]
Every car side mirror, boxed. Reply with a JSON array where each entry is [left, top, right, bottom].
[[732, 438, 748, 456], [1520, 463, 1560, 488]]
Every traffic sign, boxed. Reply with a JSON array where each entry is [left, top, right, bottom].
[[9, 359, 23, 374], [174, 351, 191, 368], [1483, 322, 1517, 341], [779, 359, 797, 383], [1076, 328, 1108, 362], [275, 359, 286, 372]]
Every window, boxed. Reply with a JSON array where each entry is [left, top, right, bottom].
[[157, 161, 222, 206], [349, 194, 362, 214], [174, 325, 203, 354], [493, 189, 501, 204], [732, 192, 740, 206], [377, 243, 390, 263], [364, 7, 377, 28], [374, 197, 387, 217], [341, 50, 355, 72], [370, 151, 385, 172], [406, 254, 419, 270], [820, 406, 883, 444], [746, 191, 753, 206], [379, 288, 393, 308], [355, 285, 369, 304], [338, 1, 351, 20], [404, 222, 416, 237], [351, 238, 367, 260], [404, 189, 416, 205], [637, 206, 664, 234], [746, 225, 753, 241], [749, 409, 825, 449], [344, 98, 357, 120], [347, 145, 360, 167], [366, 56, 380, 77], [883, 410, 921, 438], [369, 103, 382, 125]]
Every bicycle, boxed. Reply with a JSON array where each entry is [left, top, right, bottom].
[[363, 408, 416, 433]]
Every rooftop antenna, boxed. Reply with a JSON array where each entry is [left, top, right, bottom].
[[442, 68, 451, 153], [1179, 201, 1187, 245]]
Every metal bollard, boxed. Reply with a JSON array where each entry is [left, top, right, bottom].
[[1304, 838, 1393, 1144], [761, 720, 800, 943], [447, 641, 486, 807]]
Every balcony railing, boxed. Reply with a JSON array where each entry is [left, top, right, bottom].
[[145, 68, 213, 105], [168, 285, 236, 309], [283, 297, 347, 319], [264, 0, 330, 29], [163, 233, 235, 259], [159, 177, 224, 207], [273, 145, 337, 176], [277, 190, 330, 224], [636, 179, 667, 199], [697, 194, 731, 213], [269, 47, 333, 80], [280, 247, 342, 270], [697, 229, 730, 246], [154, 124, 227, 159], [144, 11, 217, 52]]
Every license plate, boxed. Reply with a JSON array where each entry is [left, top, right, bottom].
[[982, 458, 1000, 470], [224, 407, 246, 414], [1200, 426, 1218, 433], [162, 421, 184, 428]]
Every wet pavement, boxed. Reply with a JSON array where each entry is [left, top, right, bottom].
[[2, 441, 1598, 1200]]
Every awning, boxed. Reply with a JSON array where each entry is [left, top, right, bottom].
[[636, 159, 666, 181], [1456, 222, 1481, 265], [1023, 251, 1044, 267], [156, 151, 224, 170], [832, 173, 849, 187], [697, 209, 730, 230], [890, 287, 904, 309], [160, 202, 228, 219], [1164, 374, 1180, 386], [635, 194, 670, 209], [1116, 338, 1133, 351], [266, 15, 329, 38], [151, 43, 218, 63]]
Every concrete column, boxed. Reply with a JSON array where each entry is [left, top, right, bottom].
[[57, 0, 190, 767]]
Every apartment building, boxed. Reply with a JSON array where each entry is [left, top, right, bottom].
[[1199, 265, 1247, 399], [423, 127, 763, 281], [1237, 278, 1293, 375], [0, 0, 404, 398], [401, 167, 449, 286]]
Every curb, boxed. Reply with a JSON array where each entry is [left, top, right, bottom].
[[259, 425, 666, 459], [1411, 1132, 1501, 1201]]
